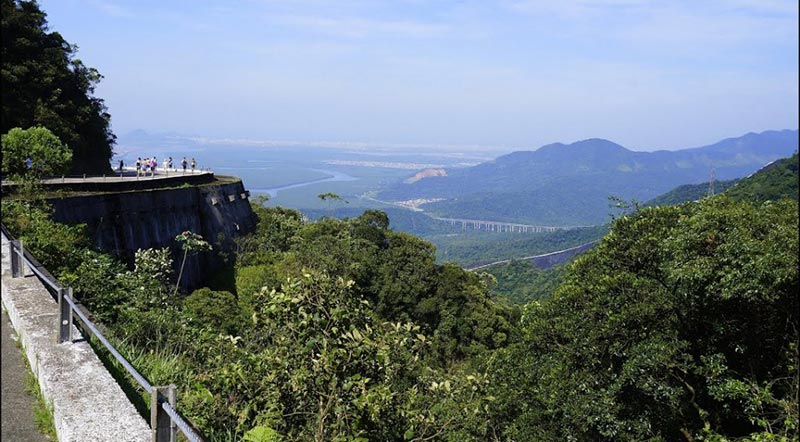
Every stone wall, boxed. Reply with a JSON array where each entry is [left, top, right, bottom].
[[47, 177, 256, 291]]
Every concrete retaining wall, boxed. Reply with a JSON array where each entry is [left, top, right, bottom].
[[47, 177, 256, 291]]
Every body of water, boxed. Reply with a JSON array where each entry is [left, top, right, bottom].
[[249, 168, 358, 197]]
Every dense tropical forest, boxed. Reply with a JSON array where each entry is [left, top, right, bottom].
[[3, 152, 798, 440], [1, 0, 115, 174]]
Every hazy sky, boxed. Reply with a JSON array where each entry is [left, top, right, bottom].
[[39, 0, 798, 151]]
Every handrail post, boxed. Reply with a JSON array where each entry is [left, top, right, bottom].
[[168, 384, 177, 441], [57, 287, 73, 343], [152, 384, 177, 442], [10, 239, 21, 278]]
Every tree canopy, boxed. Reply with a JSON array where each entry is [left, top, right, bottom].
[[487, 196, 799, 441], [1, 0, 115, 174], [1, 125, 72, 176]]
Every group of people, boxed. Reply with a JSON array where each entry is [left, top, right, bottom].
[[129, 156, 197, 176]]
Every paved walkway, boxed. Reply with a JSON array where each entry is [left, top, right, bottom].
[[1, 308, 50, 442], [38, 167, 212, 183], [1, 167, 212, 186]]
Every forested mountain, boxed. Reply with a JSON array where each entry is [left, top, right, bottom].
[[726, 152, 798, 203], [381, 130, 798, 225], [1, 0, 115, 174], [642, 151, 798, 207], [645, 179, 739, 207]]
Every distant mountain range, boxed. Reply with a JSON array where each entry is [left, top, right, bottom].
[[380, 130, 798, 225]]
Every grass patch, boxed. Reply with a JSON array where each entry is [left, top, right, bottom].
[[23, 369, 57, 439], [15, 339, 57, 440]]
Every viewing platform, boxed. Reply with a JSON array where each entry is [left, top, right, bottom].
[[1, 167, 216, 194]]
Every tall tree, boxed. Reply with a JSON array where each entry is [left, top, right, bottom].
[[1, 0, 115, 174], [2, 126, 72, 176]]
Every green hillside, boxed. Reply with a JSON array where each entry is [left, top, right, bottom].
[[645, 178, 739, 207], [725, 152, 799, 203]]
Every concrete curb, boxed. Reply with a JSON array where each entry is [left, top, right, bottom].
[[1, 235, 150, 442]]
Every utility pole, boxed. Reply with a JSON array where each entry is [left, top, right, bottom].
[[708, 164, 716, 197]]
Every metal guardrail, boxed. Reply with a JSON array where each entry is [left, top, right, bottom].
[[2, 226, 204, 442]]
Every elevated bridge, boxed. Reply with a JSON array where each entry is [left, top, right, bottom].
[[433, 217, 592, 233]]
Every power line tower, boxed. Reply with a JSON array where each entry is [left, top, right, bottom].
[[708, 164, 716, 197]]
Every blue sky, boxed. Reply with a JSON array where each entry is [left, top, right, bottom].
[[39, 0, 798, 151]]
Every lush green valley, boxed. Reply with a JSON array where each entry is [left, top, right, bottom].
[[303, 206, 608, 268], [429, 226, 606, 268]]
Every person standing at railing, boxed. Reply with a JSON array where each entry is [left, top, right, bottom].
[[181, 157, 187, 174], [151, 157, 157, 177], [136, 157, 141, 176], [118, 159, 124, 176], [191, 158, 196, 173]]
